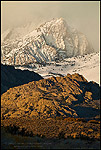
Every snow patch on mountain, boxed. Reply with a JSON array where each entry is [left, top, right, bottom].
[[15, 52, 100, 85]]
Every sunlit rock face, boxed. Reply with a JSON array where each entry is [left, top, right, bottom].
[[1, 73, 100, 119]]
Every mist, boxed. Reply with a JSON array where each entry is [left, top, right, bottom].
[[1, 1, 100, 52]]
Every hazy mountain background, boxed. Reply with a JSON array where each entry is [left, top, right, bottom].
[[1, 1, 100, 52]]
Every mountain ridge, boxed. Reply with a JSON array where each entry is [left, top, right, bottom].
[[1, 73, 100, 119], [1, 18, 94, 66]]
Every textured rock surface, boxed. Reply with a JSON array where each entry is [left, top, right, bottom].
[[1, 18, 94, 66], [1, 73, 100, 119], [1, 64, 43, 94]]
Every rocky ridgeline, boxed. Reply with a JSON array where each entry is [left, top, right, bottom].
[[1, 73, 100, 119], [1, 18, 94, 66]]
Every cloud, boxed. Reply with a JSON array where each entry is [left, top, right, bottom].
[[1, 1, 100, 51]]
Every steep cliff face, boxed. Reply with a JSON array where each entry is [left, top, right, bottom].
[[1, 64, 43, 94], [1, 73, 100, 119], [1, 18, 94, 66]]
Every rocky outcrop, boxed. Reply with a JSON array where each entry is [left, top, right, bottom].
[[1, 73, 100, 119], [1, 64, 43, 94]]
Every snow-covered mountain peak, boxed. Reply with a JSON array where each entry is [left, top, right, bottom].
[[1, 18, 94, 66], [41, 17, 66, 26], [39, 17, 68, 33]]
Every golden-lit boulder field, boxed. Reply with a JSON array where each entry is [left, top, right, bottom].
[[1, 73, 100, 119]]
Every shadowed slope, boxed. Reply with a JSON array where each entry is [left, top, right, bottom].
[[1, 64, 43, 94]]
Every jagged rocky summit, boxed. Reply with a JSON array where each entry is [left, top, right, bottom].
[[1, 73, 100, 119], [1, 64, 43, 94], [1, 18, 94, 66]]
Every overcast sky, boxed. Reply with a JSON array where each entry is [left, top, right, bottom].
[[1, 1, 100, 51]]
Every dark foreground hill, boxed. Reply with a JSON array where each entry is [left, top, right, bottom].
[[1, 64, 43, 94], [1, 122, 100, 149]]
